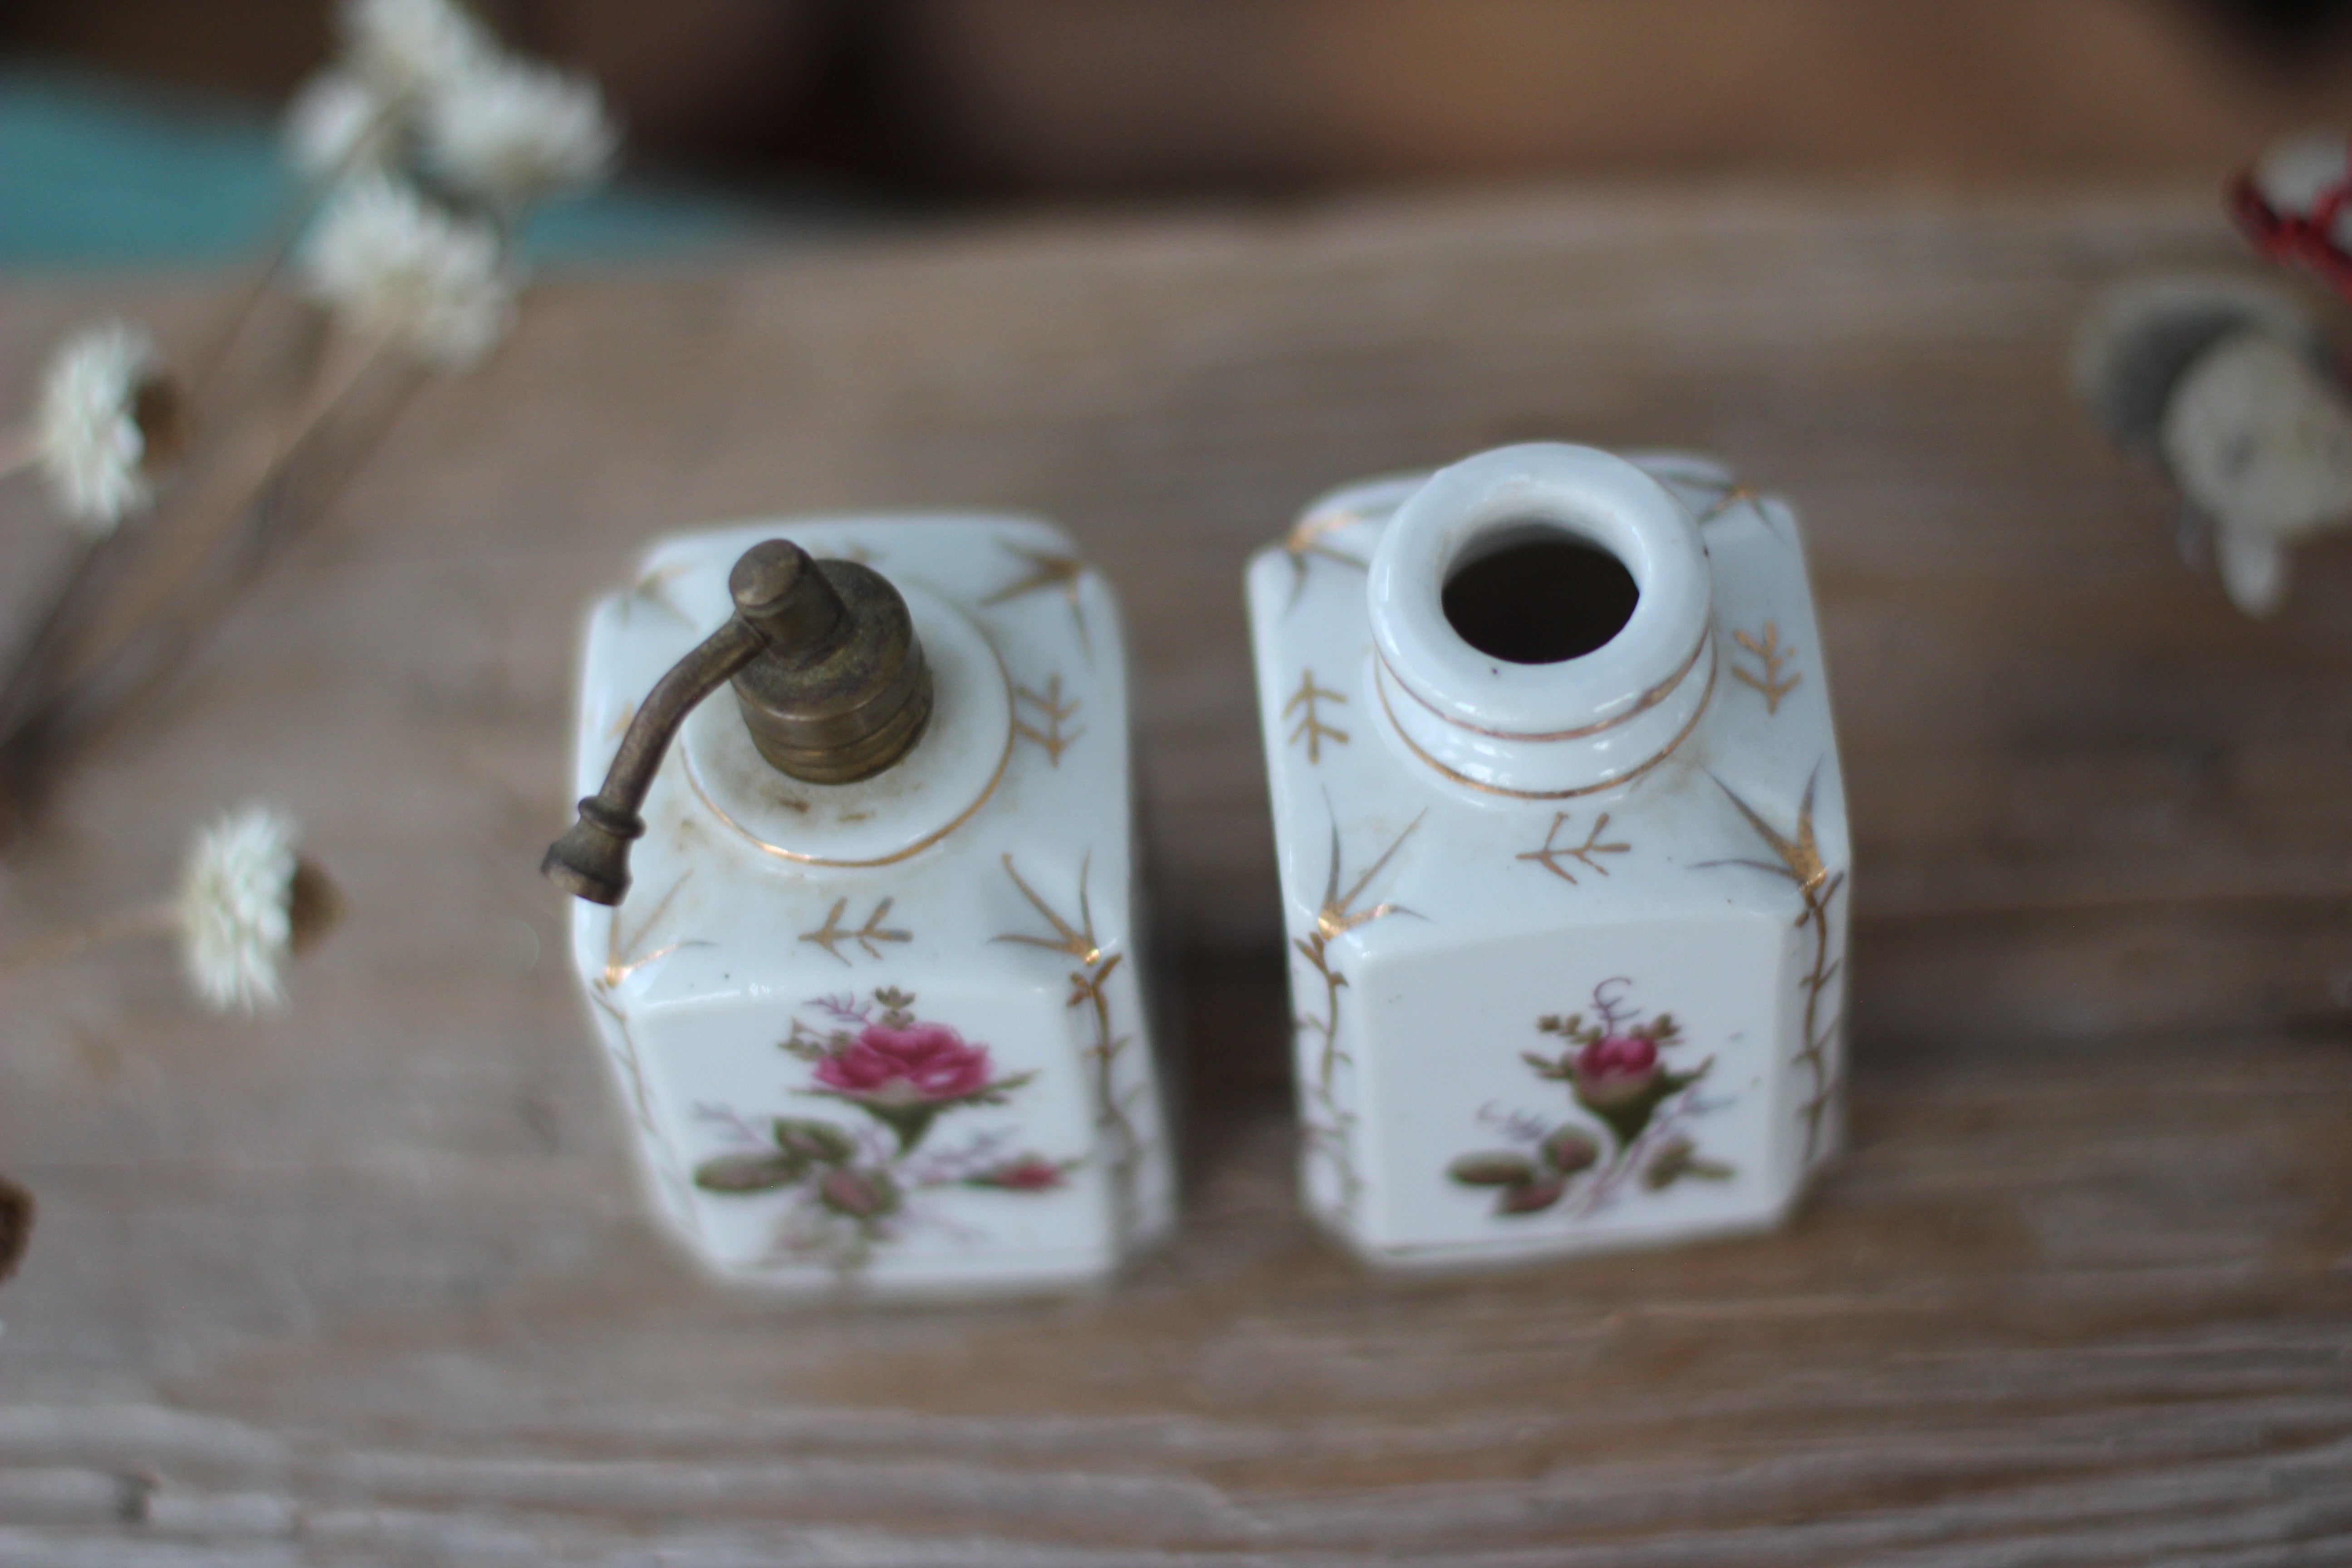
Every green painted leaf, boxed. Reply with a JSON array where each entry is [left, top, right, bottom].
[[1541, 1126, 1602, 1175], [1577, 1058, 1713, 1150], [693, 1152, 804, 1193], [771, 1117, 855, 1164], [1496, 1176, 1568, 1215], [1449, 1152, 1539, 1187], [1576, 1076, 1673, 1149], [817, 1166, 902, 1220], [1643, 1134, 1736, 1190]]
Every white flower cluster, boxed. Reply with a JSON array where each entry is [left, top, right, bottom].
[[287, 0, 617, 209], [31, 323, 166, 534], [177, 804, 305, 1014], [284, 69, 402, 182], [346, 0, 495, 106], [301, 175, 515, 369], [421, 57, 617, 211], [286, 0, 619, 368]]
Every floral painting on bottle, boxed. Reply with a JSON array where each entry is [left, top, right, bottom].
[[1447, 979, 1733, 1220], [691, 987, 1072, 1272]]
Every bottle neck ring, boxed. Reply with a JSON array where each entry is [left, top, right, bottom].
[[1367, 443, 1715, 799]]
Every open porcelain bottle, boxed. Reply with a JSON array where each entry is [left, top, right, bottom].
[[1246, 443, 1849, 1268], [547, 518, 1172, 1292]]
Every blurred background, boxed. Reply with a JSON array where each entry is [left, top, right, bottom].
[[8, 0, 2352, 268]]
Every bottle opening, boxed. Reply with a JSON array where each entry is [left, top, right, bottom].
[[1442, 525, 1639, 664]]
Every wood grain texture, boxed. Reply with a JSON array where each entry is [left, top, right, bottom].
[[2, 190, 2351, 1563]]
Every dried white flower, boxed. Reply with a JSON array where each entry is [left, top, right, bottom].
[[2069, 275, 2322, 460], [284, 69, 402, 181], [2253, 130, 2352, 250], [2161, 330, 2352, 617], [422, 55, 618, 208], [301, 174, 515, 369], [31, 323, 176, 534], [341, 0, 495, 105], [177, 805, 304, 1014], [2214, 526, 2292, 619]]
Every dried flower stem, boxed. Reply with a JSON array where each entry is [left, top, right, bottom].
[[0, 329, 404, 821], [122, 325, 395, 638], [79, 331, 392, 677], [186, 103, 404, 405], [0, 1, 599, 853], [0, 535, 113, 741], [0, 897, 177, 979]]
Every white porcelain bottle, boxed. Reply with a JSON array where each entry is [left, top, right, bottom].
[[549, 517, 1173, 1293], [1246, 443, 1849, 1268]]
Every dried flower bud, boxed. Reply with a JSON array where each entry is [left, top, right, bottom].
[[130, 376, 191, 471], [31, 322, 183, 533], [288, 858, 344, 955], [0, 1174, 31, 1285]]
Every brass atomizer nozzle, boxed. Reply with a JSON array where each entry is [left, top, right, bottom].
[[542, 540, 933, 906]]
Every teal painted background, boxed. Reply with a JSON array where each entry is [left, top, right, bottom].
[[0, 67, 814, 271]]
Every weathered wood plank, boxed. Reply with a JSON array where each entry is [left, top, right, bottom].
[[3, 191, 2350, 1563]]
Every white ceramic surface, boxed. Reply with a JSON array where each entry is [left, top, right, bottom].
[[1247, 443, 1850, 1268], [565, 516, 1173, 1293]]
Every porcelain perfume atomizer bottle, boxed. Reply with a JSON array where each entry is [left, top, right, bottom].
[[549, 518, 1172, 1294], [545, 539, 931, 906]]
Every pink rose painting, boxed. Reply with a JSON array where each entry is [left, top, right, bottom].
[[803, 996, 1031, 1153], [814, 1021, 996, 1103], [1448, 978, 1731, 1220], [1568, 1032, 1661, 1107], [691, 987, 1066, 1273]]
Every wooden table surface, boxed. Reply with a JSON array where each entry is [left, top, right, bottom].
[[3, 188, 2351, 1566]]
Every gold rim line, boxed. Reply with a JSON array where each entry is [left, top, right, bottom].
[[1286, 508, 1362, 550], [1373, 647, 1717, 801], [1377, 622, 1712, 745], [1286, 495, 1402, 552], [680, 646, 1018, 869]]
